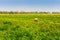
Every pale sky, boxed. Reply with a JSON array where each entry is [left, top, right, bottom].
[[0, 0, 60, 12]]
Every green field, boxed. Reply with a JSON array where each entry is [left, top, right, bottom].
[[0, 14, 60, 40]]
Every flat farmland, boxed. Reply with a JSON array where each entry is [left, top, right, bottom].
[[0, 14, 60, 40]]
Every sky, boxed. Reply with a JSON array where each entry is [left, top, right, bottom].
[[0, 0, 60, 12]]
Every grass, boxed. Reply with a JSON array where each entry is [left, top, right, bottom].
[[0, 14, 60, 40]]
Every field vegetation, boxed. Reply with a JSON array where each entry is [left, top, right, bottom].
[[0, 12, 60, 40]]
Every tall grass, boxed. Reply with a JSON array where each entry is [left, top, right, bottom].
[[0, 14, 60, 40]]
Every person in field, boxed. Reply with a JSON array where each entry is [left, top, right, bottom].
[[34, 18, 38, 22]]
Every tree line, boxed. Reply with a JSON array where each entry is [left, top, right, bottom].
[[0, 11, 60, 14]]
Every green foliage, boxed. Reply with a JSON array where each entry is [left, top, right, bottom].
[[0, 14, 60, 40]]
